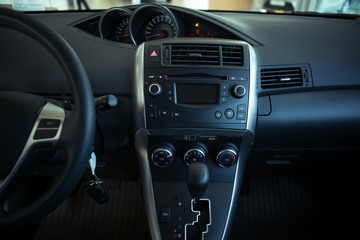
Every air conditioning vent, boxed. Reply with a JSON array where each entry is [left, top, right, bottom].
[[222, 45, 243, 66], [171, 44, 220, 65], [168, 44, 244, 66], [261, 67, 303, 89]]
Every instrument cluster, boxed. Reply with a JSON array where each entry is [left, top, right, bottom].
[[98, 4, 235, 45], [99, 5, 178, 45]]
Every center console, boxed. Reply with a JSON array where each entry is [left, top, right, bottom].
[[133, 38, 257, 240]]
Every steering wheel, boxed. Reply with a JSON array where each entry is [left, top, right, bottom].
[[0, 7, 95, 228]]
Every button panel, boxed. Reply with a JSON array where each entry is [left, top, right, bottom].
[[144, 71, 250, 129]]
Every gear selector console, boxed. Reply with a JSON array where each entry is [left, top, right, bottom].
[[134, 38, 257, 240]]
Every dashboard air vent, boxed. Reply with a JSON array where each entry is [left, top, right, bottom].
[[261, 67, 303, 89], [168, 44, 244, 66], [222, 45, 243, 66], [171, 44, 220, 65]]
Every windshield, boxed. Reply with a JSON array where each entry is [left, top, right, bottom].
[[1, 0, 359, 15]]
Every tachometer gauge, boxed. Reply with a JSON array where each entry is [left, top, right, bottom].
[[99, 8, 132, 43], [115, 17, 131, 43], [144, 14, 178, 41]]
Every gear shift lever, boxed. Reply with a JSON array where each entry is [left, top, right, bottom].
[[186, 162, 209, 202]]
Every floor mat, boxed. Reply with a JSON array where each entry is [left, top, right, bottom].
[[35, 179, 150, 240], [228, 175, 331, 240]]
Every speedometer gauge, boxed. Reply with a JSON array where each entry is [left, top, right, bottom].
[[129, 4, 179, 45], [144, 14, 178, 41]]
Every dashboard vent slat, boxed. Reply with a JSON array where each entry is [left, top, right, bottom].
[[261, 67, 303, 89], [168, 44, 244, 66], [222, 45, 243, 66], [171, 44, 220, 65]]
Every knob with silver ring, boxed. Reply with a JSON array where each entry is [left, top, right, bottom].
[[233, 84, 246, 98], [148, 82, 162, 96], [183, 143, 207, 166], [151, 144, 175, 167], [215, 145, 238, 168]]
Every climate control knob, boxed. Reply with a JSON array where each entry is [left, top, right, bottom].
[[148, 83, 162, 96], [151, 144, 175, 167], [216, 145, 238, 168], [183, 143, 207, 166], [233, 85, 246, 98]]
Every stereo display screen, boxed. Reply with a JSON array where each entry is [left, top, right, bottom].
[[176, 84, 219, 104]]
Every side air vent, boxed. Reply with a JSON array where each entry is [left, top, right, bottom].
[[261, 67, 304, 89], [171, 44, 220, 65], [167, 44, 244, 66], [222, 45, 243, 66]]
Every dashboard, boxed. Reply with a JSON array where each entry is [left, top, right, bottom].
[[1, 3, 360, 239]]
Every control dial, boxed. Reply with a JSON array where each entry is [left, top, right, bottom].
[[148, 83, 162, 96], [215, 145, 238, 168], [151, 144, 175, 167], [183, 143, 207, 166], [233, 85, 246, 98]]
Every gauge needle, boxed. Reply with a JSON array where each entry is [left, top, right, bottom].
[[117, 34, 129, 38], [145, 33, 163, 39]]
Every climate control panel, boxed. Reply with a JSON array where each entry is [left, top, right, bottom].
[[149, 141, 239, 168]]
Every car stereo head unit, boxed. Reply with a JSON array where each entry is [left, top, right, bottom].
[[140, 39, 256, 132], [144, 72, 249, 130]]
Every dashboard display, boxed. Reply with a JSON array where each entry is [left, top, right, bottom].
[[190, 21, 211, 38], [176, 84, 219, 104]]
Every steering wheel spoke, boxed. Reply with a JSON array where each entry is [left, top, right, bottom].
[[0, 102, 65, 203], [0, 7, 95, 227]]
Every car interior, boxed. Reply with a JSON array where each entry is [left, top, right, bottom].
[[0, 0, 359, 239]]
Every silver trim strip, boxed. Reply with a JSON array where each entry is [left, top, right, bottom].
[[221, 157, 240, 240], [0, 102, 65, 195], [245, 43, 258, 135], [184, 198, 212, 240], [133, 43, 162, 240]]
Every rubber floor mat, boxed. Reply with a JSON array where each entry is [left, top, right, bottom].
[[35, 179, 150, 240], [228, 175, 329, 240]]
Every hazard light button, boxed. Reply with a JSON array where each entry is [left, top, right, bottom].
[[148, 46, 160, 63]]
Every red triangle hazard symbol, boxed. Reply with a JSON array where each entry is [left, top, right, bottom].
[[150, 50, 158, 57]]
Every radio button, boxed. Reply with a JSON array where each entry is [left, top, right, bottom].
[[220, 90, 229, 97], [173, 111, 180, 118], [233, 85, 246, 98], [160, 108, 170, 118], [237, 103, 246, 113], [220, 97, 228, 104], [225, 109, 234, 119], [214, 111, 222, 119], [220, 84, 229, 90], [149, 83, 162, 97], [147, 103, 157, 118], [236, 113, 246, 120]]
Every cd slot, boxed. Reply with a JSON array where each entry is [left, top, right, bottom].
[[167, 74, 227, 81]]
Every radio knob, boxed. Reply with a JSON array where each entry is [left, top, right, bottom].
[[183, 143, 207, 166], [233, 85, 246, 98], [216, 145, 238, 168], [148, 83, 162, 97], [151, 144, 175, 167]]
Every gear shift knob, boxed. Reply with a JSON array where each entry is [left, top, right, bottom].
[[186, 162, 209, 201]]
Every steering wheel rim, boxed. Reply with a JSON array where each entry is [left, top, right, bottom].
[[0, 7, 95, 227]]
